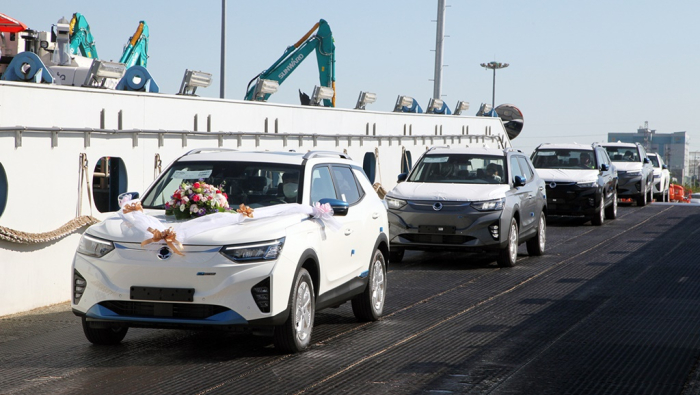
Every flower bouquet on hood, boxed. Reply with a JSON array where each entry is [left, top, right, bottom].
[[165, 180, 230, 220]]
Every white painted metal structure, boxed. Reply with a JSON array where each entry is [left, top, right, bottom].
[[0, 80, 511, 316]]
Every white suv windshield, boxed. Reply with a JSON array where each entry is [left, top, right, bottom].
[[605, 146, 640, 162], [532, 149, 597, 169], [407, 154, 506, 184], [142, 161, 303, 209]]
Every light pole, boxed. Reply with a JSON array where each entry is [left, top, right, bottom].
[[480, 61, 509, 109]]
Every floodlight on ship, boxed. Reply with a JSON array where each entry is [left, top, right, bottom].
[[178, 69, 213, 96], [393, 95, 423, 113], [453, 101, 470, 116], [426, 98, 444, 114], [355, 91, 377, 110], [83, 60, 127, 88], [252, 79, 279, 101], [311, 85, 334, 106]]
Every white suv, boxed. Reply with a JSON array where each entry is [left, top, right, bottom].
[[72, 149, 389, 353], [647, 152, 670, 202]]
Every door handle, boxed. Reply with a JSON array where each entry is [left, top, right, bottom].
[[344, 228, 353, 236], [372, 212, 380, 219]]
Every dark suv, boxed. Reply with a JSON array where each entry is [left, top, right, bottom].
[[601, 142, 654, 206], [531, 143, 617, 225], [384, 147, 546, 268]]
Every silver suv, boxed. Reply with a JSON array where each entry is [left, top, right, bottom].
[[601, 142, 654, 206], [385, 147, 546, 267]]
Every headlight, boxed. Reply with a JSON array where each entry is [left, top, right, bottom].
[[385, 196, 407, 210], [77, 234, 115, 258], [471, 198, 505, 211], [220, 238, 285, 263], [577, 181, 597, 188]]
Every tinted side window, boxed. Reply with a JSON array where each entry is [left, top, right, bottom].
[[310, 166, 337, 204], [516, 157, 534, 181], [510, 157, 525, 183], [332, 166, 361, 204]]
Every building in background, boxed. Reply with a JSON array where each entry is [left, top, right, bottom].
[[608, 122, 689, 183]]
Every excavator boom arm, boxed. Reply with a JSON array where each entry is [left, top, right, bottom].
[[245, 19, 335, 106]]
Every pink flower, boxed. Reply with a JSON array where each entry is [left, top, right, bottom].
[[193, 194, 201, 202], [193, 182, 200, 189]]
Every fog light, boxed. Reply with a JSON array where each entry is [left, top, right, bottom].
[[251, 277, 271, 313], [588, 198, 595, 207], [74, 270, 87, 304], [488, 224, 500, 240]]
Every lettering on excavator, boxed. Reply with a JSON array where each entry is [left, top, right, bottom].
[[278, 54, 305, 80]]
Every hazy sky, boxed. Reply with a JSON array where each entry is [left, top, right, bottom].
[[3, 1, 699, 154]]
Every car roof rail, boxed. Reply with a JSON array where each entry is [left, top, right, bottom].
[[303, 151, 352, 160], [426, 145, 450, 152], [183, 148, 238, 156]]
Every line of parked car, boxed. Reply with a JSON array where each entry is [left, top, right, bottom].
[[70, 142, 671, 354]]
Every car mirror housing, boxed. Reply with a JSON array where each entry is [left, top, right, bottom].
[[600, 163, 609, 172], [513, 176, 526, 187], [643, 157, 651, 164], [397, 173, 408, 183], [318, 198, 349, 216], [662, 164, 668, 170]]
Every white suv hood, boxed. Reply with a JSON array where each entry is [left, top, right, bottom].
[[88, 210, 299, 245], [388, 182, 510, 202], [611, 162, 642, 172], [537, 169, 599, 183]]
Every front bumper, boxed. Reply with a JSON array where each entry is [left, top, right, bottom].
[[71, 242, 290, 328], [544, 182, 599, 216], [617, 174, 643, 197], [387, 200, 507, 251]]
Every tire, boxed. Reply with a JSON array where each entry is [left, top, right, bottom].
[[637, 185, 647, 207], [526, 211, 546, 256], [274, 268, 315, 353], [389, 248, 404, 263], [591, 195, 605, 226], [497, 218, 518, 267], [352, 249, 387, 322], [81, 317, 128, 345], [605, 190, 618, 219]]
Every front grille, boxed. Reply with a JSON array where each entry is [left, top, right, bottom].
[[100, 301, 228, 320], [402, 234, 474, 244]]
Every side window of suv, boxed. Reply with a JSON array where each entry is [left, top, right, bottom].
[[310, 166, 338, 204], [595, 148, 608, 167], [510, 156, 525, 183], [516, 156, 534, 182], [332, 165, 362, 204]]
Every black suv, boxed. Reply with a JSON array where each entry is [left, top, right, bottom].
[[531, 143, 617, 225]]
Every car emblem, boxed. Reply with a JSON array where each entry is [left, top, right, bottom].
[[549, 182, 557, 189], [433, 202, 443, 211], [157, 246, 172, 260]]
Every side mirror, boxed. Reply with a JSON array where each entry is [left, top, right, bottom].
[[643, 157, 651, 164], [513, 176, 527, 187], [662, 164, 668, 170], [600, 163, 610, 172], [397, 173, 408, 183], [318, 198, 349, 216]]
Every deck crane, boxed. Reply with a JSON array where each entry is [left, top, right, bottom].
[[245, 19, 335, 107]]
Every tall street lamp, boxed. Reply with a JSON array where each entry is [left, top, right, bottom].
[[480, 61, 509, 109]]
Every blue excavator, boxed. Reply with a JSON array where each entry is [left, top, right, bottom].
[[245, 19, 335, 107], [68, 13, 99, 59]]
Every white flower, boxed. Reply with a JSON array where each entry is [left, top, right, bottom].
[[180, 204, 186, 212], [190, 204, 199, 213]]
